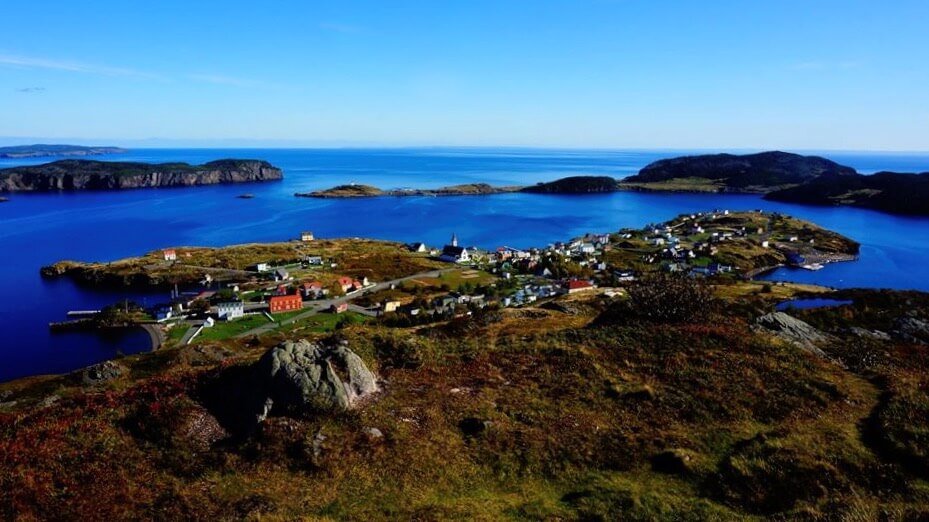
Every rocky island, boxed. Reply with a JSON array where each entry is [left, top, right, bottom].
[[0, 159, 283, 192], [0, 144, 127, 159], [297, 176, 619, 198], [296, 182, 521, 198]]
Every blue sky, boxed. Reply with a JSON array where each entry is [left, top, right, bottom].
[[1, 1, 927, 150]]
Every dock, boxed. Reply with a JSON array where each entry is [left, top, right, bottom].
[[67, 310, 101, 317]]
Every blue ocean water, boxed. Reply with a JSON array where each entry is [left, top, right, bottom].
[[1, 147, 928, 381]]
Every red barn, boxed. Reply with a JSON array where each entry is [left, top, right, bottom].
[[269, 294, 302, 314]]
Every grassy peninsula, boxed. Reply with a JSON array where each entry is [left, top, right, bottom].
[[10, 213, 929, 520]]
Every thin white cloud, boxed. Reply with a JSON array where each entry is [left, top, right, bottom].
[[0, 52, 163, 80]]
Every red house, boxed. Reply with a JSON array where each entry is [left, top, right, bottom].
[[337, 276, 354, 292], [565, 280, 594, 294], [331, 302, 349, 314], [269, 294, 302, 314]]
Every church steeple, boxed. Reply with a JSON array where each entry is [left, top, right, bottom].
[[451, 233, 458, 247]]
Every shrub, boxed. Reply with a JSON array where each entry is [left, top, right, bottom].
[[598, 273, 713, 325]]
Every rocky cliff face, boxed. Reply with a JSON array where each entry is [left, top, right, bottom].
[[0, 159, 283, 192]]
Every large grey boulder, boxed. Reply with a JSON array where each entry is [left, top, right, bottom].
[[242, 339, 377, 426], [754, 312, 830, 358], [79, 360, 125, 385], [892, 316, 929, 345]]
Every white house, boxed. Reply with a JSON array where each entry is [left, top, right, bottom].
[[254, 263, 270, 272], [215, 301, 244, 321], [301, 231, 315, 242], [163, 249, 177, 261]]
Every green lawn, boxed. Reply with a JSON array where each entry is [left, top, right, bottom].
[[282, 311, 370, 335], [165, 324, 189, 344], [267, 308, 308, 323], [195, 314, 272, 342], [412, 269, 497, 292]]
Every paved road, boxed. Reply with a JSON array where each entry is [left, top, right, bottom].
[[141, 324, 166, 351], [178, 321, 204, 345], [233, 268, 454, 338]]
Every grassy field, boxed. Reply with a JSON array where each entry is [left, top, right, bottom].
[[406, 268, 498, 292], [619, 177, 728, 192], [194, 314, 271, 342], [43, 238, 447, 289]]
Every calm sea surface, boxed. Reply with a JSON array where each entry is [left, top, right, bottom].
[[1, 148, 928, 381]]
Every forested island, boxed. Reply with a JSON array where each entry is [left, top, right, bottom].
[[0, 159, 283, 192], [619, 151, 929, 215], [0, 144, 127, 159]]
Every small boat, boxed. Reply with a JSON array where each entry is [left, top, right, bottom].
[[801, 263, 824, 271], [0, 196, 9, 203], [237, 193, 255, 199]]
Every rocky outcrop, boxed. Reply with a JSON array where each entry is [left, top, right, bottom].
[[754, 312, 831, 358], [203, 339, 378, 435], [253, 339, 378, 418], [78, 360, 125, 386], [892, 316, 929, 344], [202, 340, 378, 435], [0, 159, 282, 192]]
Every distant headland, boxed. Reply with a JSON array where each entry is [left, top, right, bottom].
[[0, 159, 283, 192], [620, 151, 929, 216], [0, 144, 127, 159]]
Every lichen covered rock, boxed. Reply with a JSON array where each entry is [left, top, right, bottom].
[[754, 312, 830, 358]]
